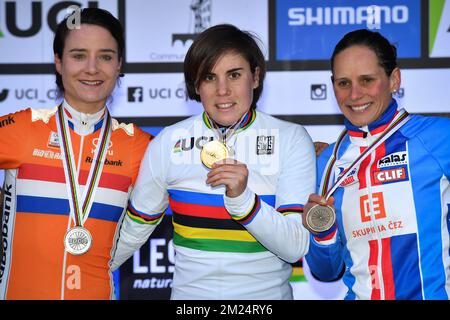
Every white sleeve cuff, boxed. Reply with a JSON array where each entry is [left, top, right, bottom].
[[224, 188, 255, 218]]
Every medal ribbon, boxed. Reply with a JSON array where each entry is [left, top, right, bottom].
[[319, 109, 410, 199], [56, 105, 112, 227], [203, 109, 254, 147]]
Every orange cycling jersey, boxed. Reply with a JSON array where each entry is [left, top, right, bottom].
[[0, 106, 150, 299]]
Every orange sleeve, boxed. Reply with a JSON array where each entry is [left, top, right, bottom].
[[0, 108, 31, 169], [130, 125, 152, 184]]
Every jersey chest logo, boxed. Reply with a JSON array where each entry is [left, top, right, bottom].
[[256, 136, 275, 155]]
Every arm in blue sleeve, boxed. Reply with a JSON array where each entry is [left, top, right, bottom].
[[305, 234, 345, 281]]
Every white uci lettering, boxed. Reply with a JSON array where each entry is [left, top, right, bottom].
[[288, 6, 408, 26]]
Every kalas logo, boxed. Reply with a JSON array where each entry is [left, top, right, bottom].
[[0, 1, 98, 37], [172, 0, 212, 45]]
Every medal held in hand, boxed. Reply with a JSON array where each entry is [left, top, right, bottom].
[[201, 111, 248, 169], [305, 109, 411, 233], [64, 226, 93, 255], [201, 140, 229, 169], [306, 204, 336, 233]]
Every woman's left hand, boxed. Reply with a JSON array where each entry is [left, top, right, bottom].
[[314, 141, 329, 157]]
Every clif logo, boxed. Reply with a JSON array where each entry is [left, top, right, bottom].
[[373, 167, 407, 184], [360, 192, 386, 222]]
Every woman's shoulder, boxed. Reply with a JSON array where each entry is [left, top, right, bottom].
[[401, 114, 450, 138]]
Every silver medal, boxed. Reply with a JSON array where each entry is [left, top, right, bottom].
[[64, 226, 93, 255]]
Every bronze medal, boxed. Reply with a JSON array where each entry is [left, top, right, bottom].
[[306, 204, 336, 233]]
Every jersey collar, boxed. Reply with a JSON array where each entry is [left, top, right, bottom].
[[62, 99, 106, 136], [202, 108, 256, 134], [345, 99, 399, 138]]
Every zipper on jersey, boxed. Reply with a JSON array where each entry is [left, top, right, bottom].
[[61, 134, 85, 299], [365, 133, 385, 300]]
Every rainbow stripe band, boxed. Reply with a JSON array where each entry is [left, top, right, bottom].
[[277, 204, 304, 216], [202, 109, 256, 133], [173, 231, 267, 253], [58, 108, 82, 224], [232, 194, 261, 226], [56, 105, 112, 227], [82, 116, 111, 213], [127, 202, 165, 225]]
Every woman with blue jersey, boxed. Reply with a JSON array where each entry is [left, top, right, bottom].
[[303, 29, 450, 300]]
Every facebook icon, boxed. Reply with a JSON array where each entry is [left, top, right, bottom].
[[128, 87, 143, 102], [0, 89, 9, 102]]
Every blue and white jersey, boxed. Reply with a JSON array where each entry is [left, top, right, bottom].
[[306, 100, 450, 300]]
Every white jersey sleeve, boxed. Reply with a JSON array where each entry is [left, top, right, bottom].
[[110, 132, 168, 271], [224, 124, 315, 263]]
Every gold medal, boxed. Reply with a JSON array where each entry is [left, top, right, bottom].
[[201, 140, 229, 169]]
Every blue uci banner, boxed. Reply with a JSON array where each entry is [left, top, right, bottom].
[[276, 0, 421, 60]]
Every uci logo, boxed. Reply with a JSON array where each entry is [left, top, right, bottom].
[[0, 1, 98, 37], [173, 136, 213, 153]]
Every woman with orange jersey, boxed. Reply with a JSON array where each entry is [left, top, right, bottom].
[[0, 8, 150, 299]]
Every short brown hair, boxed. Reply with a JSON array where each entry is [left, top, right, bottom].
[[184, 24, 266, 109]]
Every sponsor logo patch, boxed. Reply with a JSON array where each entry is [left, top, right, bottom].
[[360, 192, 386, 222], [373, 167, 408, 184], [377, 152, 408, 168], [256, 136, 275, 155], [47, 131, 60, 148]]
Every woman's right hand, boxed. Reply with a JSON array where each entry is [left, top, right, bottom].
[[302, 194, 335, 234]]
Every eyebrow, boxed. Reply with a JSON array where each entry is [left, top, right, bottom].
[[227, 67, 243, 73], [207, 67, 243, 75], [334, 73, 376, 80], [68, 48, 117, 53]]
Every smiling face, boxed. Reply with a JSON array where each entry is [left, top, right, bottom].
[[55, 24, 122, 114], [332, 45, 400, 127], [197, 51, 260, 126]]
